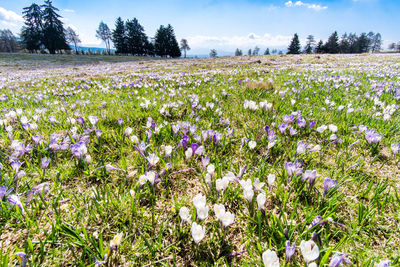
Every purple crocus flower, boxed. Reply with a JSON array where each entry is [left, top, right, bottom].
[[41, 157, 50, 170], [289, 127, 298, 136], [10, 160, 23, 173], [309, 121, 317, 129], [297, 118, 306, 128], [95, 129, 103, 139], [201, 156, 210, 172], [70, 141, 88, 160], [278, 123, 287, 134], [182, 135, 190, 150], [302, 170, 317, 188], [191, 143, 199, 154], [285, 240, 296, 262], [296, 141, 308, 154], [329, 253, 351, 267], [0, 185, 12, 200], [76, 117, 85, 125], [285, 162, 303, 178], [283, 114, 295, 123], [365, 132, 382, 144], [390, 143, 400, 157], [32, 135, 42, 146], [237, 164, 247, 180], [8, 194, 24, 213], [117, 118, 123, 126], [324, 177, 338, 196], [309, 216, 326, 229], [213, 132, 223, 145], [106, 164, 120, 172], [32, 182, 49, 195]]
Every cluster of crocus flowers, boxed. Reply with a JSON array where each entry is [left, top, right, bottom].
[[213, 204, 234, 228], [193, 193, 209, 221]]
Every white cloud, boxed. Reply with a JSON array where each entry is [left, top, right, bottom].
[[284, 1, 327, 11], [63, 9, 75, 13], [187, 33, 293, 50], [0, 7, 23, 26]]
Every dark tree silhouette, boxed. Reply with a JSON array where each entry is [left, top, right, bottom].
[[96, 21, 112, 54], [41, 0, 70, 54], [287, 33, 301, 54], [180, 39, 190, 58]]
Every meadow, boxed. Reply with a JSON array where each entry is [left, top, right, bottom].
[[0, 53, 399, 266]]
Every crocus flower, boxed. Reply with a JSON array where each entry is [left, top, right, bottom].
[[248, 140, 257, 150], [124, 127, 133, 136], [105, 164, 120, 172], [15, 252, 27, 267], [299, 240, 320, 263], [191, 222, 205, 244], [88, 116, 99, 126], [216, 177, 229, 194], [297, 141, 307, 154], [329, 253, 351, 267], [41, 157, 50, 170], [257, 193, 266, 212], [109, 233, 123, 252], [285, 162, 303, 178], [221, 211, 234, 228], [147, 153, 159, 166], [324, 177, 338, 196], [285, 240, 296, 262], [8, 194, 24, 213], [391, 143, 400, 157], [185, 148, 193, 160], [365, 132, 382, 144], [267, 174, 276, 189], [207, 164, 215, 175], [214, 204, 226, 220], [196, 205, 209, 220], [179, 207, 191, 223], [262, 249, 280, 267], [377, 260, 391, 267], [201, 156, 210, 172], [192, 193, 207, 210], [32, 182, 49, 195], [117, 118, 123, 126]]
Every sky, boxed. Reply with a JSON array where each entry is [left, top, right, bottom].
[[0, 0, 399, 55]]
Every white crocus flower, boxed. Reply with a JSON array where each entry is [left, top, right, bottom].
[[248, 140, 257, 150], [191, 222, 205, 244], [267, 174, 276, 188], [221, 211, 234, 227], [185, 147, 193, 160], [257, 193, 267, 211], [300, 240, 320, 263], [262, 249, 280, 267], [214, 204, 226, 220], [192, 194, 207, 210], [207, 164, 215, 175], [196, 205, 209, 220], [179, 207, 191, 223]]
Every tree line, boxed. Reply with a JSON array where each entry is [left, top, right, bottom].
[[287, 31, 383, 54]]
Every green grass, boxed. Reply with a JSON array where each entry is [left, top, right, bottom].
[[0, 53, 399, 266]]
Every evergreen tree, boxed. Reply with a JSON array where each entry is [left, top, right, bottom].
[[304, 35, 315, 54], [325, 31, 339, 54], [248, 49, 252, 56], [21, 3, 43, 52], [154, 24, 181, 58], [234, 48, 242, 56], [96, 21, 112, 54], [165, 24, 181, 58], [112, 17, 127, 54], [264, 48, 270, 55], [315, 40, 324, 53], [339, 33, 350, 53], [209, 49, 217, 58], [41, 0, 70, 54], [180, 39, 190, 58], [287, 33, 301, 54], [125, 18, 147, 55], [355, 33, 370, 53], [154, 25, 168, 57], [253, 46, 260, 55]]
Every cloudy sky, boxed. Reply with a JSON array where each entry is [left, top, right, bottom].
[[1, 0, 399, 55]]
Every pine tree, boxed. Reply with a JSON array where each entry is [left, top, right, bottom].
[[125, 18, 147, 55], [287, 33, 301, 54], [304, 35, 315, 54], [315, 40, 324, 53], [154, 25, 168, 57], [325, 31, 339, 54], [209, 49, 217, 58], [234, 48, 242, 56], [21, 3, 43, 52], [166, 24, 181, 58], [96, 21, 112, 54], [41, 0, 70, 54], [264, 48, 270, 55], [112, 17, 127, 54]]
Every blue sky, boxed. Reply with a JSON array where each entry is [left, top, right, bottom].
[[0, 0, 399, 55]]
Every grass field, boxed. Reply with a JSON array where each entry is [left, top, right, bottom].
[[0, 53, 399, 266]]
